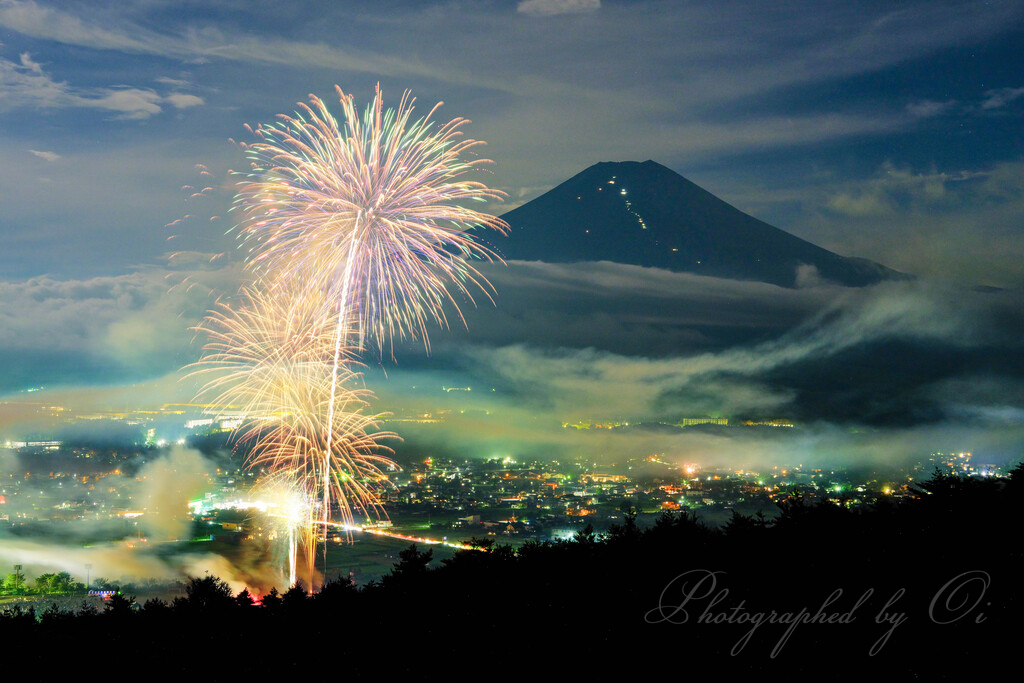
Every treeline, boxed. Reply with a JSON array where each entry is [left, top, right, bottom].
[[1, 570, 83, 596], [1, 570, 183, 597], [4, 466, 1022, 679]]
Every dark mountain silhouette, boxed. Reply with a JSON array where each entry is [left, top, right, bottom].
[[499, 160, 907, 287]]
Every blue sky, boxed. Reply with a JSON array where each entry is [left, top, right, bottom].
[[1, 0, 1022, 282], [2, 1, 1023, 468]]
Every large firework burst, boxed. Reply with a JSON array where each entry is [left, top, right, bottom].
[[234, 84, 508, 355]]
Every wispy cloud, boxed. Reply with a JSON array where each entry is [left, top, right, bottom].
[[28, 148, 58, 161], [904, 88, 1024, 118], [0, 0, 506, 91], [824, 162, 953, 217], [155, 76, 190, 88], [981, 85, 1024, 110], [0, 0, 152, 53], [517, 0, 601, 17], [905, 99, 957, 119], [164, 92, 203, 109], [783, 158, 1024, 285], [3, 0, 1018, 112], [0, 51, 205, 118]]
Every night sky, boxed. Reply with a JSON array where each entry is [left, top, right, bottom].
[[2, 0, 1023, 469]]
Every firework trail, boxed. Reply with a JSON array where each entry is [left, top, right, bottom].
[[250, 477, 310, 588]]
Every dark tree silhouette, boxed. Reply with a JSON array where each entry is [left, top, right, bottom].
[[315, 575, 356, 606], [261, 587, 283, 613], [174, 575, 235, 612], [385, 544, 433, 586], [103, 592, 136, 618], [282, 582, 309, 611], [234, 588, 256, 609]]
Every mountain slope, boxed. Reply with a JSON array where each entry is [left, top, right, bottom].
[[499, 160, 905, 287]]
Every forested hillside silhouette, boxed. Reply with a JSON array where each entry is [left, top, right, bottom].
[[4, 465, 1019, 679]]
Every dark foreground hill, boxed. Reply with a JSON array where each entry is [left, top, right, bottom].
[[501, 160, 907, 288], [5, 468, 1020, 679]]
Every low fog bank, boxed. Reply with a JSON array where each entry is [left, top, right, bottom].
[[2, 267, 1022, 587], [373, 275, 1024, 471]]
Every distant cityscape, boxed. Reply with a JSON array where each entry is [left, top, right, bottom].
[[1, 385, 1007, 592], [1, 433, 1002, 545]]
